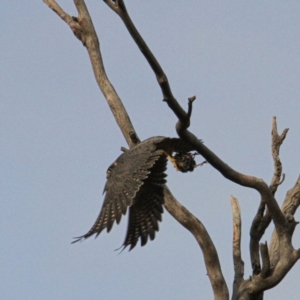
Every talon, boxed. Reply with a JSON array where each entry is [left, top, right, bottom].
[[162, 150, 179, 170], [195, 160, 207, 167], [169, 155, 179, 171]]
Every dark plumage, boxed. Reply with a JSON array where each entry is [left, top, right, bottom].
[[72, 136, 198, 250]]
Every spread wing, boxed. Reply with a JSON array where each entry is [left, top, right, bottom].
[[72, 139, 165, 243], [71, 136, 198, 247], [121, 154, 167, 251]]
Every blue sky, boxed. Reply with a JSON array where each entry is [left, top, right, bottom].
[[2, 1, 300, 299]]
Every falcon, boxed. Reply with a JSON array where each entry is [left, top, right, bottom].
[[72, 136, 200, 251]]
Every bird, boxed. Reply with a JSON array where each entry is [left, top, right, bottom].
[[72, 136, 200, 251]]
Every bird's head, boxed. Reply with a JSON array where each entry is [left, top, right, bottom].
[[173, 152, 206, 173]]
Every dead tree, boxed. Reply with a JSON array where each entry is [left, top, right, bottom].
[[44, 1, 300, 299]]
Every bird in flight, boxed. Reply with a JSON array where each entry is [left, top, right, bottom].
[[72, 136, 201, 251]]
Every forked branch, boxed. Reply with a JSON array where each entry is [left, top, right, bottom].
[[249, 117, 288, 275], [247, 120, 300, 295]]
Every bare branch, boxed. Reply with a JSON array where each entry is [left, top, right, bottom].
[[164, 188, 229, 300], [103, 0, 188, 121], [177, 109, 300, 294], [248, 244, 300, 294], [244, 119, 300, 294], [175, 101, 286, 237], [43, 0, 75, 25], [270, 116, 289, 195], [246, 125, 300, 294], [44, 0, 139, 148], [230, 196, 244, 281]]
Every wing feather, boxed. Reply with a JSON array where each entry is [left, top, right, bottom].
[[121, 155, 167, 251], [72, 137, 166, 243]]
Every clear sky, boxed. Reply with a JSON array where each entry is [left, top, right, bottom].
[[2, 1, 300, 299]]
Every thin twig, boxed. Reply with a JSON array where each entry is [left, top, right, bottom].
[[43, 0, 75, 24]]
